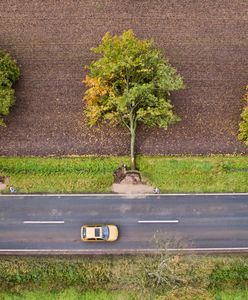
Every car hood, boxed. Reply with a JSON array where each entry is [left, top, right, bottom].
[[108, 225, 118, 241]]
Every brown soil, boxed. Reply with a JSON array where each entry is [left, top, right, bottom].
[[0, 1, 247, 156], [0, 183, 6, 191], [112, 183, 154, 194]]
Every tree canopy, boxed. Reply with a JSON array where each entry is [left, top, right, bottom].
[[238, 85, 248, 146], [0, 49, 20, 126], [83, 30, 184, 169]]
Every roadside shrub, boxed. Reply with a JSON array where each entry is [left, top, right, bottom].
[[139, 255, 214, 293], [0, 49, 20, 126], [0, 257, 113, 293], [209, 258, 248, 289], [238, 85, 248, 146], [1, 256, 248, 297]]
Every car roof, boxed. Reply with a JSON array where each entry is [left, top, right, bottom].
[[85, 226, 102, 239]]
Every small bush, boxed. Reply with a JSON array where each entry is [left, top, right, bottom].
[[209, 258, 248, 289], [0, 49, 20, 126], [238, 85, 248, 146]]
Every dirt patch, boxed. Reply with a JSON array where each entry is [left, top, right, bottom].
[[0, 1, 247, 155], [0, 177, 7, 191], [0, 175, 9, 191], [112, 183, 154, 194], [0, 182, 6, 191], [112, 171, 154, 194]]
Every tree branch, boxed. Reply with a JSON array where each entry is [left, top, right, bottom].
[[120, 114, 130, 130]]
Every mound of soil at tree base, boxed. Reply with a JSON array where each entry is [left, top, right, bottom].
[[112, 171, 154, 194], [112, 183, 154, 194], [0, 182, 7, 191], [0, 183, 6, 191], [0, 176, 7, 191], [0, 1, 247, 156]]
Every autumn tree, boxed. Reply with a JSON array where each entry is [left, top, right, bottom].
[[83, 30, 184, 169], [238, 85, 248, 146], [0, 49, 20, 126]]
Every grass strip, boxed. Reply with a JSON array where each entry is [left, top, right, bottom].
[[0, 155, 247, 193], [1, 256, 248, 299], [0, 289, 139, 300], [1, 289, 248, 300]]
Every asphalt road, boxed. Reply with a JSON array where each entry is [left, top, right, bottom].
[[0, 194, 248, 254]]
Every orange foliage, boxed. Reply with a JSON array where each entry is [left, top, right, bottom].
[[83, 75, 110, 105]]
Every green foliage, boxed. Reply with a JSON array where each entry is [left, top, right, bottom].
[[210, 258, 248, 289], [238, 85, 248, 146], [1, 256, 248, 299], [0, 50, 20, 84], [84, 30, 184, 129], [83, 30, 184, 169], [0, 49, 20, 126]]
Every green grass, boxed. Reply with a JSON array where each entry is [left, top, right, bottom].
[[0, 289, 139, 300], [1, 289, 248, 300], [0, 156, 127, 193], [0, 155, 247, 193], [1, 256, 248, 299], [138, 155, 248, 193], [215, 289, 248, 300]]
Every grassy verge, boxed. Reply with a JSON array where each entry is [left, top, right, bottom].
[[0, 155, 247, 193], [1, 256, 248, 299], [1, 289, 248, 300], [0, 290, 139, 300], [0, 156, 126, 193], [215, 290, 248, 300], [1, 290, 248, 300], [138, 155, 248, 193]]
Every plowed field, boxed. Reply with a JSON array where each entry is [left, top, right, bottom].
[[0, 0, 247, 155]]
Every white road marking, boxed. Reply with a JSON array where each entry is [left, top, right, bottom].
[[0, 247, 248, 253], [138, 220, 179, 224], [23, 221, 64, 224], [0, 193, 248, 197]]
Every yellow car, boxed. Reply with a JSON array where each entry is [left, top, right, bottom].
[[81, 224, 119, 242]]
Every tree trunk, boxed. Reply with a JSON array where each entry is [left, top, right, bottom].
[[130, 117, 136, 170]]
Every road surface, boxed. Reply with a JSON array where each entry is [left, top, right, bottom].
[[0, 193, 248, 254]]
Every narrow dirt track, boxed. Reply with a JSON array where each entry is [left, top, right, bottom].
[[0, 0, 247, 155]]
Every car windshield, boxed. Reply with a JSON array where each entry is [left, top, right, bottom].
[[102, 226, 109, 240]]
